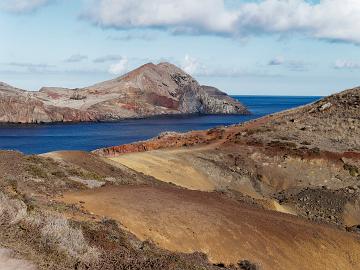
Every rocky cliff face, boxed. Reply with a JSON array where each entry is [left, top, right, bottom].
[[0, 63, 249, 123]]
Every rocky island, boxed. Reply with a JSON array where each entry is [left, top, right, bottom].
[[0, 62, 249, 123]]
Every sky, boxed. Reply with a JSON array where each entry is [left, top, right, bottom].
[[1, 0, 360, 96]]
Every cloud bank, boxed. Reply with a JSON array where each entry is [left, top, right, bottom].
[[334, 60, 360, 70], [268, 57, 308, 71], [181, 55, 274, 78], [268, 57, 285, 66], [65, 54, 88, 63], [83, 0, 360, 44], [6, 62, 55, 73], [108, 58, 129, 75], [1, 0, 51, 13], [93, 55, 123, 63]]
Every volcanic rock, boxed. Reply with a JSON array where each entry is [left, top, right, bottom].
[[0, 63, 249, 123]]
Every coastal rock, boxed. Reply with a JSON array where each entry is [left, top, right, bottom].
[[0, 63, 249, 123]]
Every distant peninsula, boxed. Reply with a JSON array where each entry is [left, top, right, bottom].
[[0, 62, 249, 123]]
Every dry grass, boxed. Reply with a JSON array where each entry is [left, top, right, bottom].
[[0, 192, 27, 225], [0, 191, 99, 265], [68, 176, 105, 189], [27, 213, 100, 264]]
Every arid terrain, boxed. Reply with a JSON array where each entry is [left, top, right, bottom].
[[61, 185, 360, 269], [0, 87, 359, 269], [0, 63, 248, 123]]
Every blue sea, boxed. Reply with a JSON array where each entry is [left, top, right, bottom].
[[0, 96, 321, 154]]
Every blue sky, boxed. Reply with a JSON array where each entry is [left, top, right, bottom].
[[1, 0, 360, 96]]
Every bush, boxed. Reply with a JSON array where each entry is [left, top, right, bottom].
[[238, 260, 258, 270], [0, 192, 99, 264], [0, 192, 27, 224], [26, 164, 48, 179], [51, 170, 67, 178], [344, 163, 359, 177], [28, 213, 100, 263]]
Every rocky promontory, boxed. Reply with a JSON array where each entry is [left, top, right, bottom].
[[0, 63, 249, 123]]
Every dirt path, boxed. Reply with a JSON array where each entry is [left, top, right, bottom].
[[60, 185, 360, 270]]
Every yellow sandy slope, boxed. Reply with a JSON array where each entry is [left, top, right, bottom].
[[61, 185, 360, 270], [110, 148, 215, 191]]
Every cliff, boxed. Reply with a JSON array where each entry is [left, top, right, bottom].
[[0, 62, 249, 123]]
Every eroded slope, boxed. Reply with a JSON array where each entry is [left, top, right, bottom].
[[61, 185, 360, 270], [97, 87, 360, 228], [0, 150, 239, 270]]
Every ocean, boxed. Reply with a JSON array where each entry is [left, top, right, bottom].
[[0, 96, 321, 154]]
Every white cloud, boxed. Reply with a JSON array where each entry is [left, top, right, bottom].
[[83, 0, 360, 44], [65, 54, 88, 63], [286, 61, 308, 72], [84, 0, 238, 34], [93, 55, 123, 63], [268, 56, 308, 71], [334, 60, 360, 69], [108, 57, 129, 75], [6, 62, 55, 72], [180, 55, 275, 78], [107, 33, 156, 41], [268, 56, 285, 66], [181, 54, 236, 77], [7, 62, 54, 68], [1, 0, 51, 13], [182, 54, 199, 75]]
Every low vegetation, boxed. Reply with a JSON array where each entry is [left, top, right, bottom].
[[0, 151, 235, 270]]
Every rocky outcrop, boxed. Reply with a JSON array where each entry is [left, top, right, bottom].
[[93, 129, 225, 157], [0, 63, 249, 123]]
